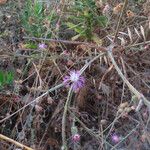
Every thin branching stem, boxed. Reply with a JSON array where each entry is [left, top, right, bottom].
[[0, 83, 64, 123], [114, 0, 128, 42], [23, 36, 106, 50], [62, 86, 73, 150], [107, 45, 150, 109]]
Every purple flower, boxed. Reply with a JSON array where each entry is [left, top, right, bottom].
[[111, 134, 120, 143], [63, 70, 85, 92], [38, 43, 47, 49], [72, 133, 80, 142]]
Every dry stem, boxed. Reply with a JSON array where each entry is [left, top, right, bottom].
[[114, 0, 128, 42], [0, 134, 34, 150], [107, 45, 150, 109]]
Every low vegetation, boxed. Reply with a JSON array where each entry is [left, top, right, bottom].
[[0, 0, 150, 150]]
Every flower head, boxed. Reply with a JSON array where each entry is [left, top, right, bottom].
[[72, 133, 80, 142], [103, 4, 111, 15], [111, 134, 120, 143], [63, 70, 85, 92], [38, 43, 47, 49]]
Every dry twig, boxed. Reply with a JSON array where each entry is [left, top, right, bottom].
[[107, 44, 150, 110], [0, 134, 34, 150], [114, 0, 128, 41]]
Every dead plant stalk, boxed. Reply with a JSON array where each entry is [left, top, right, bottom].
[[114, 0, 128, 42], [0, 134, 34, 150], [107, 45, 150, 110]]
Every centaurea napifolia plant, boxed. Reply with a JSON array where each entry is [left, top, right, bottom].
[[63, 70, 85, 92]]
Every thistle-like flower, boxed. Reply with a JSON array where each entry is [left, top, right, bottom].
[[111, 134, 120, 143], [38, 43, 47, 49], [63, 70, 85, 92], [72, 133, 80, 142]]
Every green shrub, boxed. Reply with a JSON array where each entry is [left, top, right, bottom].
[[21, 0, 58, 38], [66, 0, 108, 41]]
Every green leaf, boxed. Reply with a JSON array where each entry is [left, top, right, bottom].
[[97, 16, 108, 27], [66, 22, 79, 30], [34, 0, 43, 15], [71, 34, 82, 41], [0, 70, 14, 87], [6, 72, 14, 84], [66, 22, 84, 34], [0, 71, 5, 86], [23, 43, 38, 49]]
